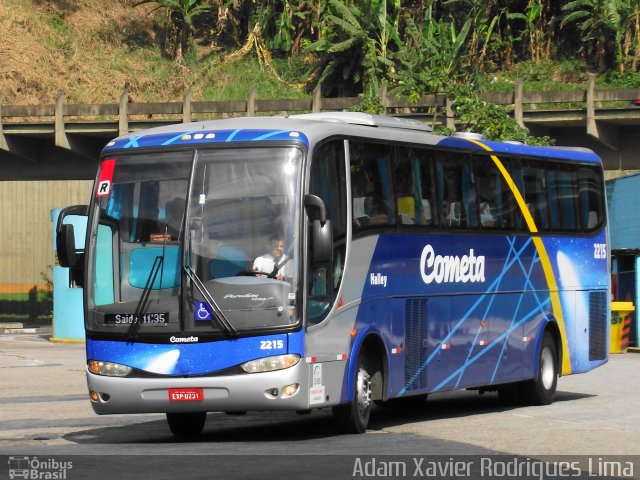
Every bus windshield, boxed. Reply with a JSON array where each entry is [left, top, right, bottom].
[[89, 146, 303, 339]]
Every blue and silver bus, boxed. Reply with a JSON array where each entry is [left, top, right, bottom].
[[56, 113, 609, 436]]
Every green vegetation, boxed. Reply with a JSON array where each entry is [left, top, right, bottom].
[[2, 0, 640, 143]]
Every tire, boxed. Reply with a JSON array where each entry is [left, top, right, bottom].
[[166, 412, 207, 439], [332, 354, 373, 434], [519, 331, 558, 405], [497, 384, 522, 406]]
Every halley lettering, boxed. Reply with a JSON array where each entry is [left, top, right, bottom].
[[420, 244, 486, 284], [369, 273, 387, 287]]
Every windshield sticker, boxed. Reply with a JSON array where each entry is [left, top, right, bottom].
[[96, 158, 116, 197], [194, 302, 213, 322], [150, 233, 172, 243]]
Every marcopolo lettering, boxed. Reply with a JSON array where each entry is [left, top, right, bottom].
[[420, 244, 486, 284]]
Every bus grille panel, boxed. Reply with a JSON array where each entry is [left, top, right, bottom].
[[588, 291, 607, 361], [404, 298, 428, 391]]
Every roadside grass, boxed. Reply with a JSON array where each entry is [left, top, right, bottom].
[[2, 1, 640, 109], [0, 293, 28, 302]]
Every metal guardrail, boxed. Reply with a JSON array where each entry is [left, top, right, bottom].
[[1, 75, 640, 151]]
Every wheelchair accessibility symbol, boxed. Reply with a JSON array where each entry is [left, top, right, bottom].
[[194, 302, 213, 321]]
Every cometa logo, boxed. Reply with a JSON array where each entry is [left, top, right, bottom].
[[170, 336, 199, 343], [420, 244, 486, 284]]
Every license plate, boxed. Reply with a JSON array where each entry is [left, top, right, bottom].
[[168, 388, 204, 402]]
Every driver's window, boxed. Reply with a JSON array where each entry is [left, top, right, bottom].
[[307, 140, 347, 325]]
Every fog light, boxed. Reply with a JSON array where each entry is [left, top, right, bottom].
[[90, 391, 99, 402], [281, 383, 299, 398]]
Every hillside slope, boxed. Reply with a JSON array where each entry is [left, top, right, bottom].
[[0, 0, 303, 105]]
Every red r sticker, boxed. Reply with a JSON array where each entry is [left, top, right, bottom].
[[96, 158, 116, 197]]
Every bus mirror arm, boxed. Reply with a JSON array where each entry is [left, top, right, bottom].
[[55, 204, 88, 268], [304, 194, 327, 226]]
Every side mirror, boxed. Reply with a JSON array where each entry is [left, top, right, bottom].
[[311, 218, 332, 264], [57, 224, 77, 267], [55, 205, 88, 268], [304, 194, 332, 264]]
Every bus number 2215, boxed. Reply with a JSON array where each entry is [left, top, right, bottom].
[[594, 243, 607, 259]]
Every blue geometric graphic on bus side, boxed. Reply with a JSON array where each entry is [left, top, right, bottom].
[[369, 228, 609, 395], [396, 235, 550, 394], [103, 129, 309, 152], [441, 238, 549, 391]]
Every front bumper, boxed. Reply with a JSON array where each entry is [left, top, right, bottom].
[[87, 361, 310, 414]]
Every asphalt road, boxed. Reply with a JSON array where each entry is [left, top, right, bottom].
[[1, 332, 638, 479]]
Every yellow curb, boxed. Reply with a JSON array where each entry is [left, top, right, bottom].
[[49, 337, 85, 344]]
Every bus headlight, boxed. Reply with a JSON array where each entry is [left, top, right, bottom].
[[88, 360, 132, 377], [241, 354, 300, 373]]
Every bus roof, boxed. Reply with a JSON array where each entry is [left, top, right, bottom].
[[102, 113, 601, 164]]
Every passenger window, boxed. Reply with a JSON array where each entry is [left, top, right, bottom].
[[308, 140, 347, 325], [436, 153, 476, 228], [474, 154, 517, 230], [394, 147, 437, 226], [513, 160, 549, 232], [578, 166, 604, 232], [547, 166, 579, 231], [350, 141, 394, 231]]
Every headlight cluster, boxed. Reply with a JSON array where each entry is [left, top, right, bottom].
[[241, 354, 300, 373], [88, 360, 132, 377]]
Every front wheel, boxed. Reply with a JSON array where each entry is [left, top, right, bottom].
[[519, 331, 558, 405], [332, 354, 373, 433], [166, 412, 207, 439]]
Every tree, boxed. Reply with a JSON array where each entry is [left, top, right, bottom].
[[389, 12, 473, 100], [507, 0, 555, 64], [137, 0, 212, 63], [437, 84, 554, 146], [561, 0, 628, 73], [304, 0, 401, 96]]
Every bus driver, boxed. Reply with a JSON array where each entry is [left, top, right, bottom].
[[253, 235, 290, 280]]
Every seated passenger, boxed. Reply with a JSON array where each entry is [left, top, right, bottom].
[[445, 202, 461, 226], [421, 199, 433, 225], [480, 202, 496, 227], [368, 198, 390, 225], [397, 196, 416, 224]]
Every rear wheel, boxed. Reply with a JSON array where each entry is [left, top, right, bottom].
[[333, 354, 373, 433], [497, 384, 522, 405], [519, 331, 558, 405], [166, 412, 206, 439]]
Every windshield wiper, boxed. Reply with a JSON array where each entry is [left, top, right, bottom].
[[183, 265, 237, 337], [127, 255, 164, 340]]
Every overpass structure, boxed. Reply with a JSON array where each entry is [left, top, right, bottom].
[[2, 76, 640, 180], [2, 76, 640, 316]]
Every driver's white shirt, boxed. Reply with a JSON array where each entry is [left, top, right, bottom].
[[253, 254, 290, 278]]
